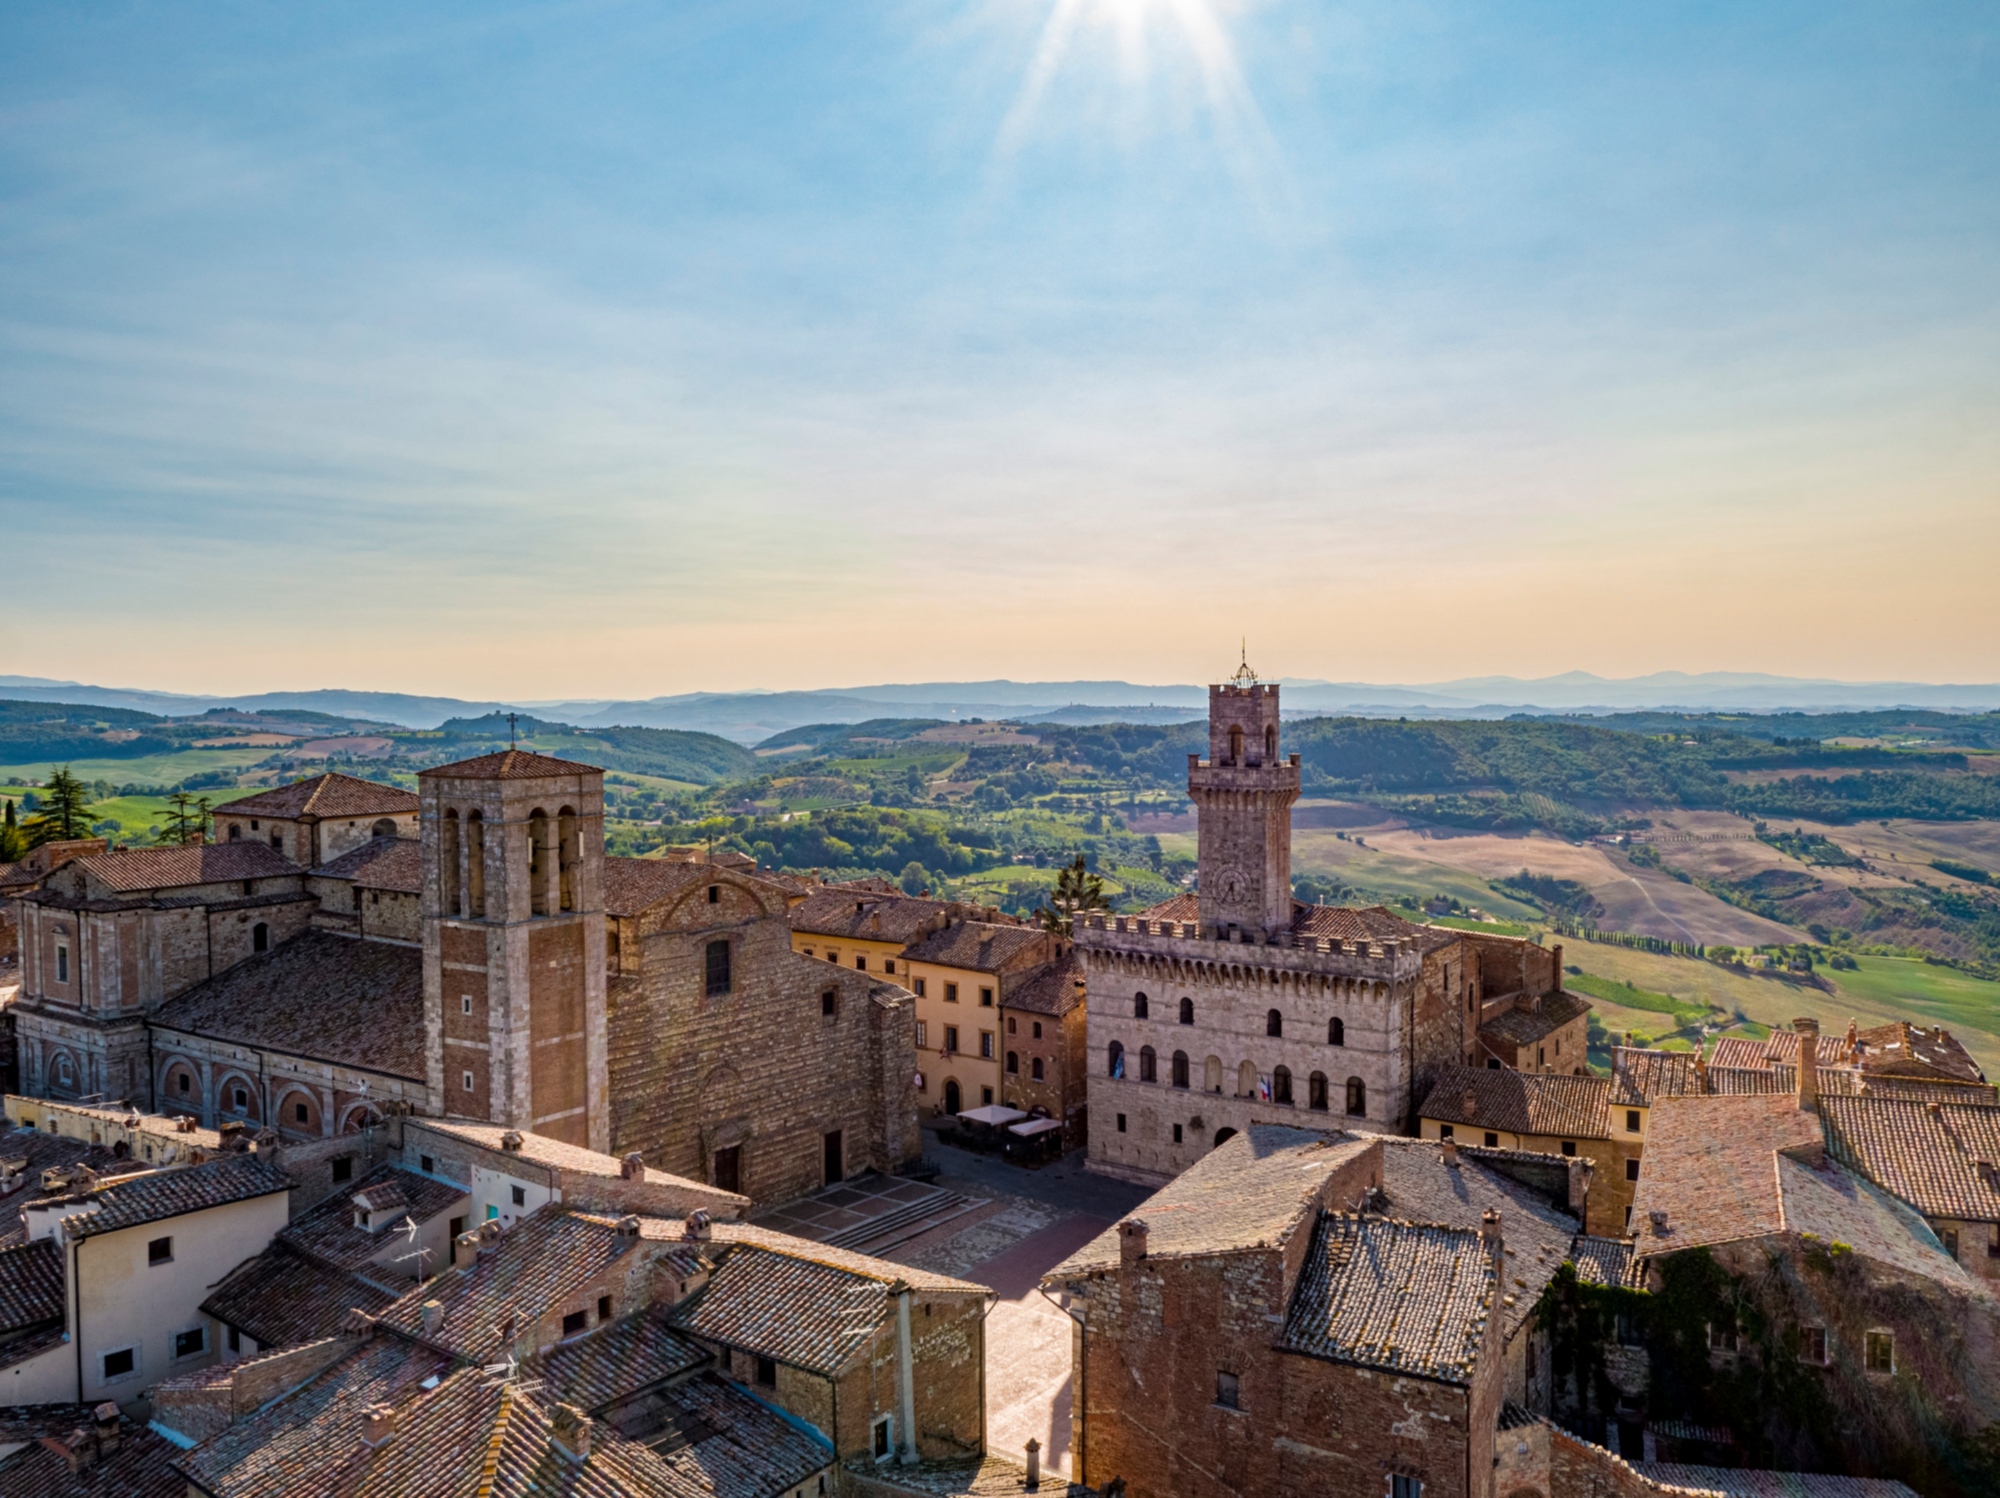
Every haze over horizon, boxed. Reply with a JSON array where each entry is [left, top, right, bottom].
[[3, 2, 1996, 698]]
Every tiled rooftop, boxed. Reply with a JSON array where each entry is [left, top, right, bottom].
[[1569, 1235, 1643, 1290], [418, 748, 603, 780], [1374, 1138, 1579, 1338], [1418, 1064, 1610, 1140], [1632, 1462, 1918, 1496], [0, 1238, 64, 1337], [47, 1152, 291, 1239], [0, 1413, 185, 1497], [278, 1165, 468, 1275], [202, 1241, 398, 1349], [521, 1310, 708, 1412], [408, 1119, 746, 1206], [1611, 1047, 1703, 1106], [215, 773, 419, 821], [1772, 1152, 1973, 1290], [638, 1218, 990, 1295], [1479, 989, 1593, 1048], [151, 929, 425, 1081], [1000, 950, 1086, 1017], [901, 919, 1051, 974], [1279, 1214, 1497, 1384], [1047, 1126, 1372, 1279], [668, 1245, 893, 1375], [1628, 1094, 1821, 1257], [789, 888, 957, 943], [311, 835, 421, 891], [0, 1125, 140, 1248], [639, 1373, 834, 1494], [69, 840, 299, 893], [1820, 1094, 2000, 1223]]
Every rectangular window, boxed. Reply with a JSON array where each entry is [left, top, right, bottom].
[[293, 1101, 309, 1124], [1942, 1227, 1960, 1259], [872, 1416, 893, 1461], [148, 1236, 173, 1266], [227, 1325, 241, 1354], [1561, 1141, 1577, 1156], [462, 995, 473, 1014], [1626, 1158, 1640, 1182], [1483, 1132, 1498, 1148], [331, 1156, 353, 1184], [1007, 1017, 1017, 1034], [756, 1355, 777, 1387], [1033, 1021, 1042, 1039], [1538, 1047, 1546, 1066], [915, 1021, 928, 1048], [944, 982, 959, 1003], [1173, 1123, 1184, 1143], [174, 1326, 206, 1359], [56, 945, 69, 984], [102, 1347, 137, 1381], [1215, 1370, 1240, 1409], [821, 990, 837, 1017], [1866, 1331, 1894, 1373], [1116, 1113, 1127, 1132], [1391, 1477, 1424, 1498], [914, 978, 926, 997], [463, 1071, 475, 1092], [1801, 1325, 1828, 1365], [943, 1026, 958, 1053], [981, 1086, 993, 1106], [705, 940, 732, 996], [420, 1155, 435, 1174], [883, 960, 894, 974], [855, 955, 866, 970], [980, 987, 994, 1007], [598, 1295, 611, 1322], [980, 1032, 994, 1060], [562, 1310, 588, 1336], [1626, 1110, 1642, 1133], [512, 1184, 527, 1206], [1438, 1124, 1454, 1140]]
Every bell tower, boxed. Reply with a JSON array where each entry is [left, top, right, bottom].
[[419, 748, 609, 1151], [1189, 654, 1300, 938]]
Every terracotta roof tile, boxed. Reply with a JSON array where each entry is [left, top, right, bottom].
[[668, 1245, 890, 1375], [1632, 1463, 1918, 1496], [639, 1374, 834, 1495], [1820, 1094, 2000, 1224], [0, 1238, 63, 1337], [151, 930, 425, 1082], [1628, 1094, 1822, 1256], [1279, 1214, 1497, 1384], [312, 836, 421, 892], [643, 1220, 988, 1296], [1001, 951, 1087, 1017], [408, 1120, 745, 1210], [520, 1311, 708, 1412], [49, 1152, 291, 1239], [202, 1241, 399, 1348], [0, 1415, 184, 1498], [901, 920, 1051, 974], [215, 773, 418, 821], [1570, 1235, 1643, 1289], [789, 889, 958, 943], [1047, 1126, 1374, 1278], [71, 840, 299, 893], [599, 857, 808, 920], [1479, 991, 1593, 1048], [278, 1165, 469, 1274], [418, 749, 602, 781], [1611, 1048, 1703, 1106], [1418, 1065, 1610, 1140]]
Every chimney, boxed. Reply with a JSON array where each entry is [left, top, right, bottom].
[[56, 1427, 96, 1474], [218, 1119, 246, 1150], [499, 1130, 523, 1153], [1566, 1156, 1592, 1215], [477, 1220, 505, 1259], [620, 1151, 644, 1181], [1694, 1052, 1709, 1092], [684, 1209, 712, 1243], [455, 1229, 483, 1263], [1025, 1437, 1042, 1489], [614, 1215, 642, 1251], [1795, 1018, 1820, 1112], [1441, 1138, 1459, 1168], [362, 1404, 397, 1449], [1119, 1218, 1149, 1267], [420, 1300, 445, 1334], [550, 1403, 593, 1463], [1479, 1209, 1503, 1260], [92, 1402, 120, 1457], [1846, 1018, 1860, 1062], [1551, 944, 1564, 988]]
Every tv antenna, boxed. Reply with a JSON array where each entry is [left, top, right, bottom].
[[393, 1214, 436, 1283]]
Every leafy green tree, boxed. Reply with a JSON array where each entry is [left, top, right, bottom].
[[0, 798, 24, 863], [22, 768, 95, 848], [157, 792, 213, 846], [1038, 855, 1108, 936], [898, 861, 930, 896]]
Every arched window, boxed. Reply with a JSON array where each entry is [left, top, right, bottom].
[[1228, 725, 1244, 763], [1328, 1017, 1345, 1046], [1107, 1041, 1125, 1079], [1264, 724, 1277, 761], [1213, 1126, 1238, 1147], [1134, 992, 1149, 1019], [557, 806, 578, 912], [1032, 1056, 1044, 1081], [1171, 1051, 1190, 1089], [252, 922, 269, 953], [53, 1052, 75, 1093], [1309, 1071, 1329, 1111], [465, 811, 486, 917], [442, 809, 461, 915], [1179, 997, 1195, 1026], [943, 1079, 961, 1114], [372, 818, 397, 839], [1266, 1009, 1283, 1038], [1345, 1077, 1367, 1117], [1273, 1065, 1293, 1105], [528, 809, 551, 916], [1204, 1055, 1223, 1093], [1139, 1046, 1158, 1083], [227, 823, 241, 841], [1006, 1051, 1019, 1074], [1238, 1060, 1258, 1097], [705, 939, 732, 997]]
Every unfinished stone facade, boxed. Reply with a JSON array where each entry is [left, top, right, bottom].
[[605, 858, 920, 1206]]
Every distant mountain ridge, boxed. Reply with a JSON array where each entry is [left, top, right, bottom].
[[5, 670, 1998, 742]]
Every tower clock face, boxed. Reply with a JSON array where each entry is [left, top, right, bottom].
[[1214, 867, 1248, 904]]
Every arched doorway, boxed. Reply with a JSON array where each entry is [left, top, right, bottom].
[[943, 1079, 962, 1115], [1213, 1127, 1238, 1148]]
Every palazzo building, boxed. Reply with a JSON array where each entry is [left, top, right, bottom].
[[1077, 665, 1584, 1184]]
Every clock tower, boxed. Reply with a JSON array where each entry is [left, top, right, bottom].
[[1189, 656, 1300, 939]]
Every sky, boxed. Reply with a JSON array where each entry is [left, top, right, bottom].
[[1, 1, 1996, 699]]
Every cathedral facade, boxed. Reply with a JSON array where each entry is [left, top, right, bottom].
[[1077, 671, 1575, 1184]]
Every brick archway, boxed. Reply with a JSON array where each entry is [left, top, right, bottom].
[[339, 1102, 384, 1135], [161, 1058, 203, 1112], [215, 1071, 262, 1123], [274, 1087, 324, 1138]]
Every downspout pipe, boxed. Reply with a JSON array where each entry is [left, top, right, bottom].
[[895, 1285, 919, 1465]]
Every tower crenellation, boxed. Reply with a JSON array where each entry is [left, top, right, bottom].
[[1189, 674, 1301, 938]]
